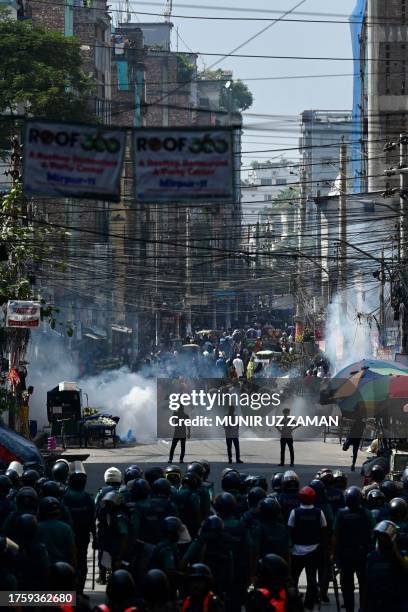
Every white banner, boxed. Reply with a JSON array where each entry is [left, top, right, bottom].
[[6, 301, 41, 329], [23, 121, 126, 201], [133, 128, 234, 203]]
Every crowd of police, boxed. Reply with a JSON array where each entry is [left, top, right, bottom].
[[0, 458, 407, 611]]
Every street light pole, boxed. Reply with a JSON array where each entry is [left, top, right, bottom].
[[400, 134, 408, 354], [339, 141, 348, 319]]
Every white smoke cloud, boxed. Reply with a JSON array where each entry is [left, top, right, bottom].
[[325, 284, 378, 373], [26, 333, 156, 441]]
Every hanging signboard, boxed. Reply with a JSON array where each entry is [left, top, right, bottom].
[[6, 301, 41, 329], [133, 128, 234, 203], [23, 121, 126, 201]]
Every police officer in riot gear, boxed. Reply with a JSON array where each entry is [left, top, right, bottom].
[[63, 461, 95, 596], [278, 470, 300, 523], [288, 486, 327, 610], [365, 520, 407, 612], [247, 554, 303, 612], [181, 563, 224, 612], [333, 486, 374, 612]]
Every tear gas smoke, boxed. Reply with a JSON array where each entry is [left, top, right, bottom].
[[325, 284, 378, 373], [26, 333, 156, 441]]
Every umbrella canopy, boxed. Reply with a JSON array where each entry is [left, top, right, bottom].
[[321, 359, 408, 405], [332, 367, 408, 418], [0, 424, 45, 472], [334, 359, 408, 380]]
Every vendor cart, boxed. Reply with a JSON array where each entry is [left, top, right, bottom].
[[79, 415, 119, 448]]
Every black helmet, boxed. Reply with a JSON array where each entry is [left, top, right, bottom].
[[366, 488, 386, 509], [41, 480, 62, 499], [244, 475, 258, 492], [152, 478, 172, 498], [35, 477, 48, 496], [258, 497, 281, 522], [162, 516, 183, 538], [319, 469, 334, 486], [188, 563, 213, 580], [402, 468, 408, 488], [0, 474, 12, 496], [345, 486, 362, 509], [145, 467, 164, 487], [271, 472, 284, 493], [252, 476, 268, 492], [51, 460, 70, 484], [21, 469, 40, 488], [49, 562, 76, 590], [198, 459, 211, 479], [389, 497, 408, 522], [214, 492, 237, 517], [68, 463, 87, 490], [200, 515, 224, 536], [124, 465, 143, 484], [379, 480, 399, 502], [143, 569, 170, 604], [16, 486, 39, 512], [15, 513, 38, 544], [181, 472, 200, 490], [187, 462, 204, 480], [247, 486, 267, 508], [126, 478, 151, 501], [309, 479, 327, 503], [221, 467, 239, 479], [39, 496, 62, 520], [370, 464, 386, 483], [107, 569, 136, 603], [257, 554, 289, 586], [333, 470, 348, 490], [221, 470, 241, 493], [5, 468, 20, 487], [164, 465, 182, 486], [282, 470, 299, 491]]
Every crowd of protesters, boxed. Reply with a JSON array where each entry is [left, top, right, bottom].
[[0, 457, 407, 611]]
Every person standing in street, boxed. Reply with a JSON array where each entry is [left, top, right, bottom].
[[276, 408, 300, 466], [224, 406, 243, 464], [342, 416, 365, 471], [168, 406, 190, 464], [232, 354, 245, 379]]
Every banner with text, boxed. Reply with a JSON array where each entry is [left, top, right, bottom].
[[23, 121, 126, 201], [133, 128, 234, 203], [6, 300, 41, 328]]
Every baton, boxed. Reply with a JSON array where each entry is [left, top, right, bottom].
[[331, 562, 341, 612], [92, 544, 96, 591]]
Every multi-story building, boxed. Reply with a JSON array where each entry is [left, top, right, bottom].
[[22, 0, 113, 373], [363, 1, 408, 193], [299, 110, 354, 199]]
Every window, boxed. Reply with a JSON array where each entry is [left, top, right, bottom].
[[264, 194, 273, 201], [275, 178, 287, 186]]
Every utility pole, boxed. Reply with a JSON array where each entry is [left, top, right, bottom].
[[185, 207, 192, 337], [379, 249, 385, 345], [294, 166, 307, 341], [400, 134, 408, 353], [339, 142, 348, 319]]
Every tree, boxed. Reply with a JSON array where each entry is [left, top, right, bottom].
[[0, 18, 96, 155], [198, 69, 253, 112]]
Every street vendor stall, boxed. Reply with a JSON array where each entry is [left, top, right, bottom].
[[79, 410, 119, 448]]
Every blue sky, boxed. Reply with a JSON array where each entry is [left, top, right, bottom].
[[128, 0, 357, 162]]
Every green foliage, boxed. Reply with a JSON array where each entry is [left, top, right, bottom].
[[0, 183, 52, 303], [198, 69, 253, 112], [177, 53, 196, 83], [0, 18, 94, 119], [0, 18, 96, 157], [0, 387, 17, 415]]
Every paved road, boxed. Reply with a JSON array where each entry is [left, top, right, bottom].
[[71, 438, 367, 611]]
